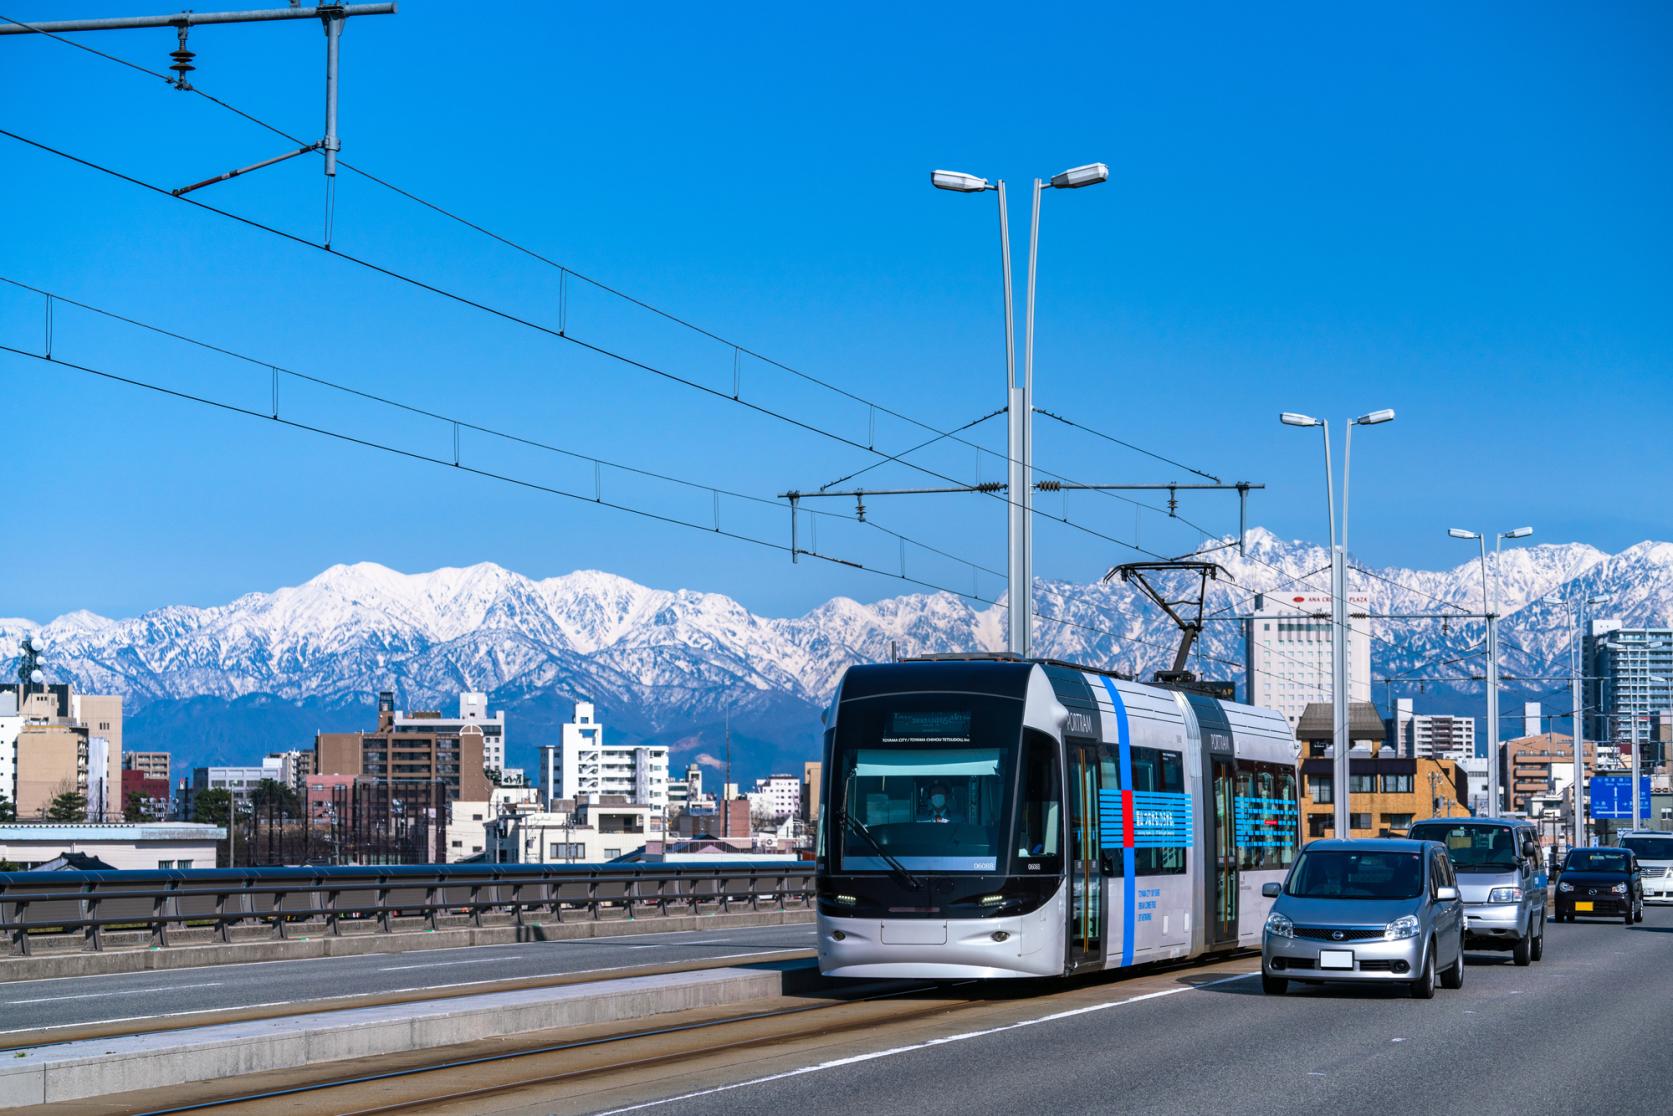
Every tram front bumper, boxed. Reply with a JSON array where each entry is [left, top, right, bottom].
[[818, 907, 1066, 979], [1263, 931, 1426, 983]]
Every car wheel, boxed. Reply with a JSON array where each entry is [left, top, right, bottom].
[[1409, 946, 1436, 1000], [1634, 903, 1644, 923], [1624, 907, 1634, 925], [1261, 974, 1287, 995], [1512, 932, 1532, 966], [1440, 936, 1465, 990], [1530, 922, 1545, 961]]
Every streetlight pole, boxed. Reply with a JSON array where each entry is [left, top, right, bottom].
[[933, 163, 1108, 657], [1281, 409, 1394, 840], [1448, 525, 1533, 818]]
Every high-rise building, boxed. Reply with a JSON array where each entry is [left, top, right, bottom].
[[1, 683, 123, 819], [263, 749, 315, 796], [1387, 699, 1478, 760], [541, 702, 668, 812], [1588, 622, 1673, 758], [1502, 732, 1598, 814], [1245, 591, 1372, 729], [315, 691, 490, 802], [388, 691, 505, 776]]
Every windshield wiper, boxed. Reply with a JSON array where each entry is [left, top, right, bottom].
[[841, 809, 922, 890]]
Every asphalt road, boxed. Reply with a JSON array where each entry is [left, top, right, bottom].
[[562, 905, 1673, 1116], [0, 921, 817, 1035]]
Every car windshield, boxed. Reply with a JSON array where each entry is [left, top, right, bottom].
[[832, 698, 1019, 873], [1408, 823, 1520, 872], [1621, 837, 1673, 862], [1287, 849, 1425, 900], [1566, 850, 1631, 873]]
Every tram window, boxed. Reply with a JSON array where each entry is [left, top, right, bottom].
[[1235, 760, 1299, 871], [1015, 730, 1062, 865], [1119, 746, 1187, 877]]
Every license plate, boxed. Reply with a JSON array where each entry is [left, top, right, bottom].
[[1574, 901, 1593, 912], [1319, 949, 1354, 970]]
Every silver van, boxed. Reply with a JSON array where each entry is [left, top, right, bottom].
[[1261, 838, 1465, 999], [1408, 817, 1546, 965]]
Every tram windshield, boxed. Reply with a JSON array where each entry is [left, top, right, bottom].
[[831, 695, 1021, 873]]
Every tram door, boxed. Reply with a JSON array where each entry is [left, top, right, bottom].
[[1209, 758, 1239, 945], [1067, 742, 1103, 968]]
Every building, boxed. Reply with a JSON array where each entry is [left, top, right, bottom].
[[802, 761, 823, 823], [123, 751, 171, 782], [0, 822, 224, 870], [1245, 591, 1372, 728], [1523, 702, 1543, 739], [541, 702, 668, 812], [486, 797, 664, 864], [668, 761, 707, 815], [447, 783, 543, 862], [315, 690, 490, 803], [191, 766, 270, 803], [1, 683, 124, 820], [389, 691, 505, 777], [1588, 622, 1673, 754], [263, 750, 315, 796], [120, 768, 171, 820], [1296, 701, 1469, 838], [1502, 732, 1599, 814], [1387, 699, 1478, 760], [746, 774, 802, 822]]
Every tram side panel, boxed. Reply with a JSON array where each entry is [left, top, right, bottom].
[[1091, 675, 1199, 970], [1223, 701, 1301, 946]]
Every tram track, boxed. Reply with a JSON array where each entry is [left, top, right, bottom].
[[93, 949, 1260, 1116]]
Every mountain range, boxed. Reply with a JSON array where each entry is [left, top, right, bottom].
[[6, 527, 1671, 782]]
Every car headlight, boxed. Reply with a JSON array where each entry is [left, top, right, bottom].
[[1558, 881, 1573, 893], [1384, 914, 1422, 941], [1488, 887, 1523, 903], [1611, 883, 1628, 894], [1264, 911, 1294, 939]]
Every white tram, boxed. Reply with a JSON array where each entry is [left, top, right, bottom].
[[815, 655, 1300, 979]]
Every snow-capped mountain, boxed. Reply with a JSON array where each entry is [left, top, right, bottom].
[[4, 527, 1667, 778]]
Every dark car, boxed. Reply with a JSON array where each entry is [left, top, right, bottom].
[[1555, 847, 1644, 924]]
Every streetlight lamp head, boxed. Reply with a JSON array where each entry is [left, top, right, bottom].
[[1048, 163, 1110, 190], [1502, 526, 1534, 539], [1279, 412, 1321, 427], [1355, 408, 1396, 425], [1448, 528, 1479, 540], [931, 169, 990, 193]]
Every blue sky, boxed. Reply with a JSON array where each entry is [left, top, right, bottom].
[[2, 1, 1669, 623]]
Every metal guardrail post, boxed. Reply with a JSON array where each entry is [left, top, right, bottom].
[[327, 886, 341, 936], [13, 899, 29, 956], [83, 881, 102, 952], [378, 880, 392, 933], [153, 878, 173, 948], [589, 872, 600, 921], [426, 884, 439, 931]]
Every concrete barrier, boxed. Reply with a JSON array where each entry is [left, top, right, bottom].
[[0, 959, 820, 1108], [0, 908, 814, 982]]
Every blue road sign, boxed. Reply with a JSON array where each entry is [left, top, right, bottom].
[[1590, 775, 1651, 820]]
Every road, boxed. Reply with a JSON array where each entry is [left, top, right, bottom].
[[504, 905, 1673, 1116], [0, 922, 817, 1036]]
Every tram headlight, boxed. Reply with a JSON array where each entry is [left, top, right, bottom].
[[1264, 912, 1294, 939], [1384, 914, 1421, 941], [833, 894, 857, 906]]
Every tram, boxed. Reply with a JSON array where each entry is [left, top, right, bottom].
[[815, 655, 1300, 979]]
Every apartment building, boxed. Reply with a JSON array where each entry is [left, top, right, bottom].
[[1387, 699, 1478, 760], [123, 751, 171, 782], [1588, 621, 1673, 750], [390, 691, 505, 776], [540, 702, 668, 812], [1502, 732, 1600, 814], [315, 691, 490, 802], [746, 774, 802, 821], [1, 683, 123, 820], [1295, 701, 1468, 838]]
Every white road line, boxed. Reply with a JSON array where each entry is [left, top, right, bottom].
[[2, 981, 224, 1006], [594, 971, 1261, 1114], [0, 948, 803, 1034], [376, 956, 528, 972]]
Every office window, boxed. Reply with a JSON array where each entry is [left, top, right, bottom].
[[1350, 813, 1371, 830], [1382, 773, 1414, 794], [1310, 776, 1333, 804], [1348, 774, 1375, 793], [1308, 815, 1330, 838]]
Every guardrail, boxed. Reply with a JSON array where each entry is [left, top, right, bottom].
[[0, 861, 815, 955]]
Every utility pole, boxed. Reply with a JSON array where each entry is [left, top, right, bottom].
[[723, 710, 732, 842]]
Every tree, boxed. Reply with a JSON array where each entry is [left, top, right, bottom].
[[45, 791, 88, 822], [0, 790, 15, 823], [192, 788, 233, 827], [250, 779, 300, 816], [123, 790, 147, 823]]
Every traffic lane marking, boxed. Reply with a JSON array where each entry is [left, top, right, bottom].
[[1, 980, 224, 1005], [592, 971, 1260, 1114]]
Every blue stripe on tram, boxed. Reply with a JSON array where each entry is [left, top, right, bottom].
[[1097, 674, 1136, 967]]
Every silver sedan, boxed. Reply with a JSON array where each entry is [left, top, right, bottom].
[[1261, 838, 1466, 1000]]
